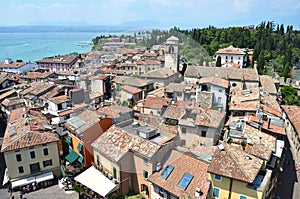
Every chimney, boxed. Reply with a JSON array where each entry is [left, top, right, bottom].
[[259, 136, 262, 145], [268, 118, 271, 129]]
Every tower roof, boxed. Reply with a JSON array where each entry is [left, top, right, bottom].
[[167, 36, 179, 42]]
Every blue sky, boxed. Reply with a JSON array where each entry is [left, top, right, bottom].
[[1, 0, 300, 28]]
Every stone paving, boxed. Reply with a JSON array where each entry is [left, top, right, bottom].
[[0, 184, 78, 199]]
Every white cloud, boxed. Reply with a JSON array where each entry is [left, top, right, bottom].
[[233, 0, 254, 12]]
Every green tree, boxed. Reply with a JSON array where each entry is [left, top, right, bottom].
[[281, 85, 299, 105], [257, 51, 265, 74], [216, 56, 221, 67]]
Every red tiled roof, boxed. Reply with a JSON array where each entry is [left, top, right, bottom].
[[208, 142, 263, 183], [195, 108, 225, 128], [247, 115, 285, 135], [148, 150, 210, 199], [163, 105, 186, 120], [143, 96, 171, 110], [1, 108, 59, 152], [91, 125, 160, 162], [282, 106, 300, 137], [198, 76, 229, 88], [121, 85, 142, 94], [49, 95, 69, 104], [143, 52, 158, 57], [216, 45, 245, 55], [0, 61, 26, 69]]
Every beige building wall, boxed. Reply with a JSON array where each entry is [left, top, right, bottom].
[[283, 112, 300, 164], [4, 141, 60, 179]]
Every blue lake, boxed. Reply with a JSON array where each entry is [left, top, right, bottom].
[[0, 32, 107, 62]]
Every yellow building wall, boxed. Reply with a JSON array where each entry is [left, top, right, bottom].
[[209, 173, 230, 199], [231, 180, 261, 199], [4, 141, 60, 179], [93, 150, 120, 181], [209, 174, 263, 199]]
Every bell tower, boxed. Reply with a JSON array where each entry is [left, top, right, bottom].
[[165, 36, 179, 72]]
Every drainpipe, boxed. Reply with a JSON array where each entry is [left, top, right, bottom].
[[228, 178, 233, 199]]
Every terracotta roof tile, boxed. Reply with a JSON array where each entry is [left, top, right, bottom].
[[216, 45, 246, 55], [149, 150, 210, 199], [194, 108, 225, 128], [36, 55, 78, 64], [113, 76, 150, 88], [20, 72, 54, 80], [198, 76, 229, 88], [260, 75, 277, 95], [20, 82, 55, 96], [121, 85, 142, 94], [242, 125, 277, 160], [163, 105, 186, 120], [98, 105, 132, 118], [141, 67, 176, 79], [91, 125, 160, 162], [2, 97, 24, 107], [1, 108, 59, 152], [208, 142, 263, 183], [0, 61, 26, 69], [143, 96, 171, 110], [48, 95, 69, 104], [185, 66, 259, 82], [282, 106, 300, 137]]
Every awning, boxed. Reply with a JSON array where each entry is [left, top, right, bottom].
[[78, 156, 84, 163], [77, 143, 83, 151], [35, 172, 54, 183], [65, 149, 79, 163], [74, 166, 118, 197], [66, 136, 72, 143], [11, 176, 35, 188]]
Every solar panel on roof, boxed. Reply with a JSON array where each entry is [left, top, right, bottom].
[[160, 165, 174, 179], [178, 173, 193, 190]]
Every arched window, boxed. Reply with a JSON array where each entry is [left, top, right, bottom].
[[169, 46, 174, 53]]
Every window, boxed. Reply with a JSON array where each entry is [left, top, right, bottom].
[[16, 154, 22, 162], [143, 157, 148, 165], [96, 155, 100, 167], [214, 174, 222, 181], [141, 184, 149, 195], [178, 173, 193, 190], [218, 97, 222, 104], [143, 170, 148, 179], [213, 187, 220, 198], [182, 127, 186, 134], [160, 165, 174, 179], [30, 151, 36, 159], [113, 167, 117, 179], [43, 148, 49, 156], [240, 195, 247, 199], [219, 89, 222, 92], [201, 131, 207, 137], [30, 163, 40, 174], [43, 159, 52, 167], [18, 166, 24, 173]]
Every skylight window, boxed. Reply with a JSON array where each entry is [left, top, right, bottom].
[[160, 165, 174, 179], [178, 173, 193, 190]]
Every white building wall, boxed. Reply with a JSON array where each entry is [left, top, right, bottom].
[[216, 54, 244, 66]]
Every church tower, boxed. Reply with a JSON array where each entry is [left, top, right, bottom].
[[164, 36, 179, 72]]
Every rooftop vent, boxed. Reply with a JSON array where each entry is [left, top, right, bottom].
[[195, 188, 203, 197], [156, 162, 162, 171], [217, 144, 224, 151]]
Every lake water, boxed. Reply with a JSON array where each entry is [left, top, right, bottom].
[[296, 70, 300, 80], [0, 32, 105, 62]]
